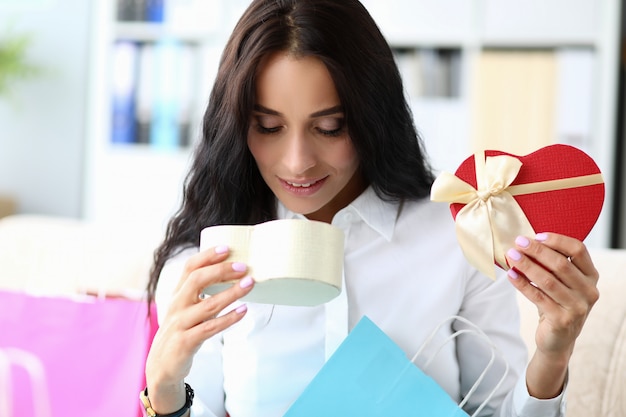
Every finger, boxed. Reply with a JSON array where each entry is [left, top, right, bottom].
[[179, 260, 249, 306], [155, 275, 254, 364], [506, 234, 581, 307], [510, 234, 592, 292], [506, 267, 561, 314], [174, 245, 231, 293], [506, 235, 599, 310], [152, 300, 249, 367], [184, 276, 255, 328], [176, 277, 254, 349], [508, 263, 594, 339], [506, 263, 590, 338], [506, 247, 573, 308], [533, 233, 598, 281], [186, 303, 249, 347]]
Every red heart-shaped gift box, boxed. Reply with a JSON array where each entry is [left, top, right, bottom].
[[450, 144, 605, 242]]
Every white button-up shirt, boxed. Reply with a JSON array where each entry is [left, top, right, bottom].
[[155, 187, 565, 417]]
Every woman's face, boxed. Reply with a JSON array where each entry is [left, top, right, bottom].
[[247, 52, 366, 223]]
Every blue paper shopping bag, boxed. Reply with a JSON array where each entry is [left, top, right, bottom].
[[284, 316, 470, 417]]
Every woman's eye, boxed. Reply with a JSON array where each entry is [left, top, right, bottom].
[[316, 119, 344, 137], [255, 124, 281, 134], [253, 114, 283, 134], [317, 127, 343, 137]]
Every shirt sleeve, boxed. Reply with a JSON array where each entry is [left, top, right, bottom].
[[455, 267, 566, 417], [504, 367, 567, 417], [155, 247, 227, 417]]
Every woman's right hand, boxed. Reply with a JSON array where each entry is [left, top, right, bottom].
[[144, 245, 254, 413]]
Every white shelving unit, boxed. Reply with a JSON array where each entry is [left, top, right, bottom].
[[83, 1, 231, 234]]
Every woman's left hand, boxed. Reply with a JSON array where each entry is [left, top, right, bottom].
[[505, 232, 599, 398]]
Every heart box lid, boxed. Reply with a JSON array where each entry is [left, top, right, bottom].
[[431, 144, 605, 279]]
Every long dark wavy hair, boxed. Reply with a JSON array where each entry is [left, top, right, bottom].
[[147, 0, 435, 302]]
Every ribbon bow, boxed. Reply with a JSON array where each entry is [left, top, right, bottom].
[[430, 153, 535, 279]]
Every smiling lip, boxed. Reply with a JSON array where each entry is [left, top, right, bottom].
[[280, 176, 327, 195]]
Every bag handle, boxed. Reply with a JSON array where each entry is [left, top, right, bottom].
[[0, 348, 52, 417], [410, 316, 510, 417], [0, 350, 11, 417]]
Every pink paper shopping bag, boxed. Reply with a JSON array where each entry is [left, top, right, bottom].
[[0, 290, 158, 417]]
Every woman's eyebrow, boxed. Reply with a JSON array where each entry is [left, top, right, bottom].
[[253, 104, 281, 116], [310, 105, 343, 118], [252, 104, 343, 118]]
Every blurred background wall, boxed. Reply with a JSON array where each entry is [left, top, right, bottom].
[[0, 0, 91, 218]]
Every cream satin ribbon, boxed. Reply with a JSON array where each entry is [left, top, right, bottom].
[[431, 151, 604, 279]]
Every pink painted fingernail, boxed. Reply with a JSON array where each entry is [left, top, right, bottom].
[[215, 245, 229, 254], [507, 248, 522, 261], [235, 304, 248, 314], [535, 232, 548, 242], [515, 236, 530, 248], [507, 268, 519, 279], [232, 262, 247, 272], [239, 276, 254, 289]]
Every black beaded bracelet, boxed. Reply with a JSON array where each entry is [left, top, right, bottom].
[[140, 383, 195, 417]]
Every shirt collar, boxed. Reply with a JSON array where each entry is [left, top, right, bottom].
[[276, 186, 399, 242]]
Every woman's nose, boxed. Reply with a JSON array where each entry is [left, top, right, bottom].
[[283, 131, 316, 174]]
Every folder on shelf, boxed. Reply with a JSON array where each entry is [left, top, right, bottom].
[[111, 41, 139, 145], [116, 0, 146, 22], [471, 50, 557, 155], [149, 40, 195, 149], [135, 43, 154, 144], [394, 48, 423, 98], [145, 0, 164, 22]]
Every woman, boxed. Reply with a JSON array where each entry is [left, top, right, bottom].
[[143, 1, 599, 416]]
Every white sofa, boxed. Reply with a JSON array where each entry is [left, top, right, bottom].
[[0, 214, 157, 296], [0, 214, 624, 416]]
